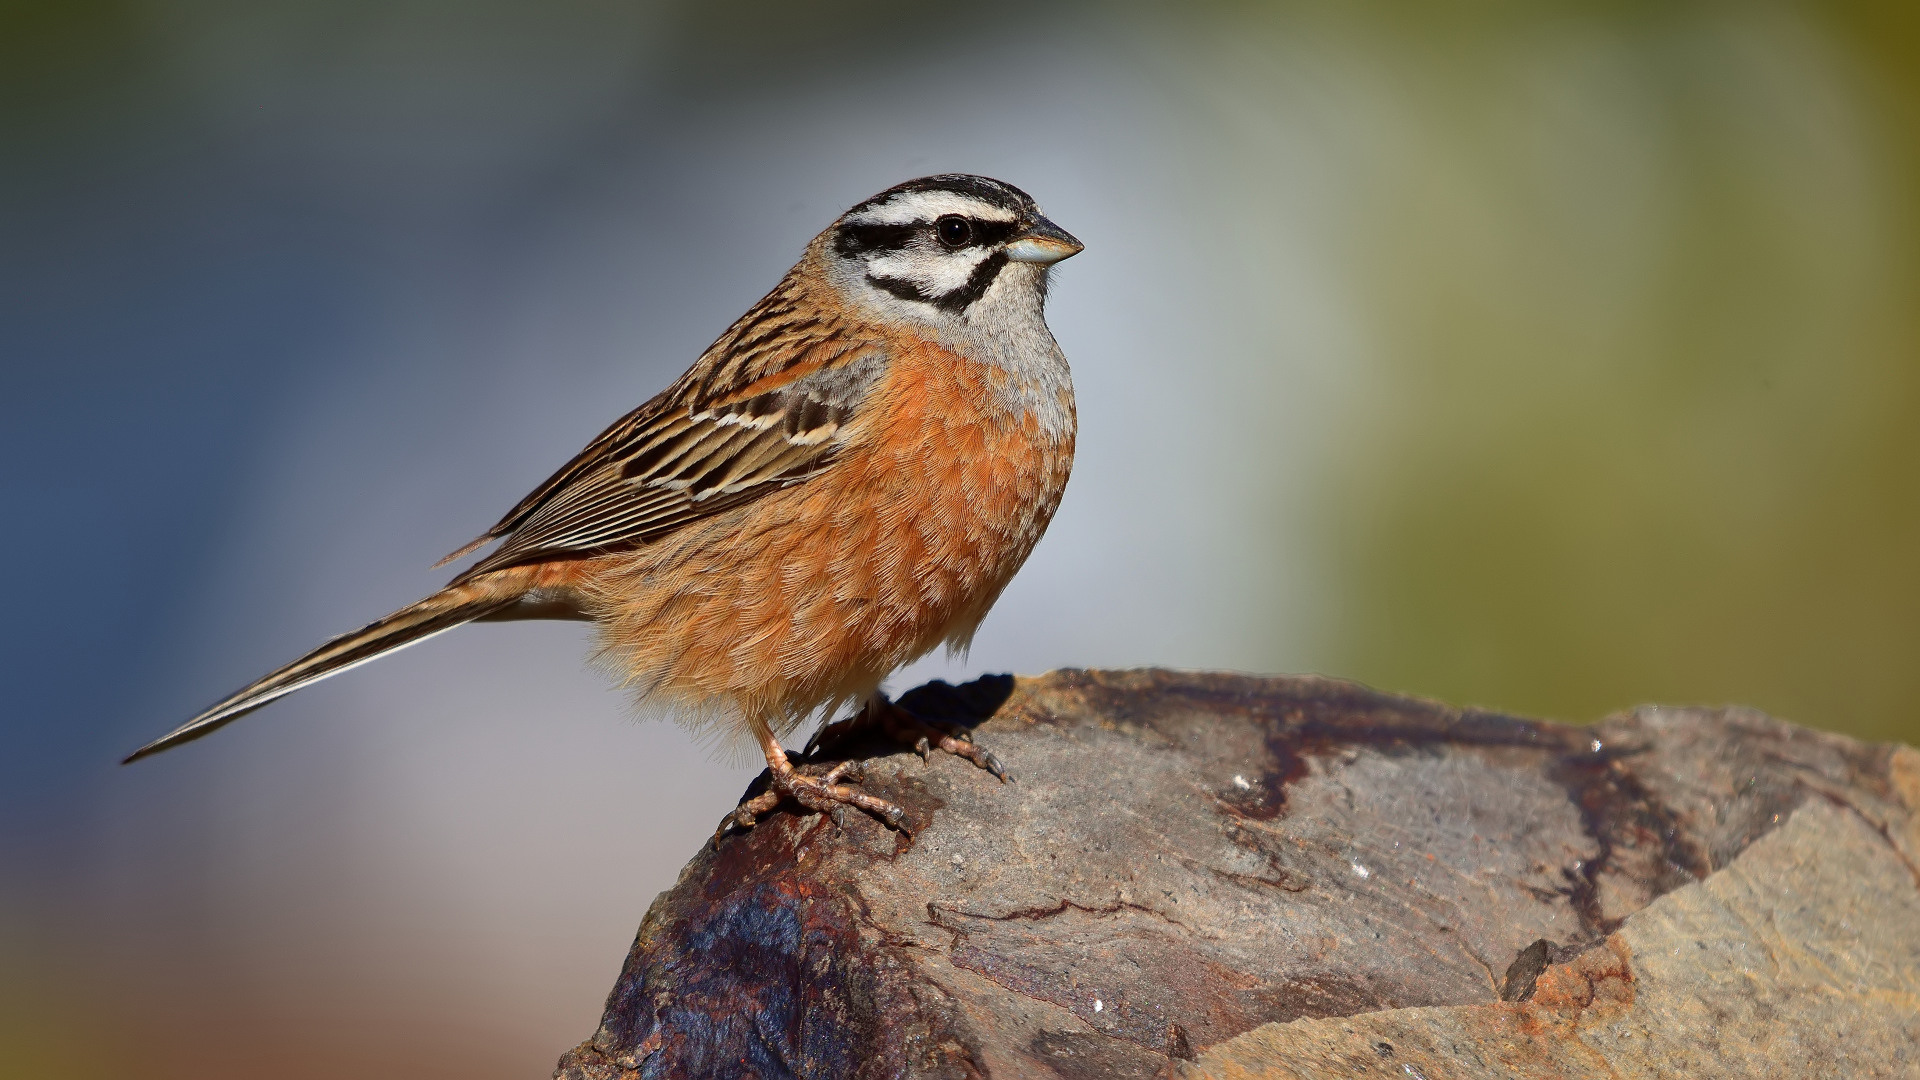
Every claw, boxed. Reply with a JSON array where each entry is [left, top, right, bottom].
[[712, 809, 747, 848], [871, 697, 1012, 784], [712, 787, 781, 846]]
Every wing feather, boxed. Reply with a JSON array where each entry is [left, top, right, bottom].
[[450, 344, 887, 581]]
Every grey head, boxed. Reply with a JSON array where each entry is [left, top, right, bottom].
[[823, 174, 1083, 327]]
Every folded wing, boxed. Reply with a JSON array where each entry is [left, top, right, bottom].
[[451, 348, 888, 581]]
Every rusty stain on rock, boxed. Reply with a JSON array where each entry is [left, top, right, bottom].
[[554, 670, 1917, 1079]]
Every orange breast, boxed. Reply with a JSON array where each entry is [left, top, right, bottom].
[[581, 338, 1075, 737]]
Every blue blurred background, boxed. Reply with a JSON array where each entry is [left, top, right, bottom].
[[4, 1, 1916, 1076]]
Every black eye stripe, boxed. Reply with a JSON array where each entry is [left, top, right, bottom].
[[833, 222, 917, 256], [967, 219, 1017, 247], [834, 216, 1019, 255]]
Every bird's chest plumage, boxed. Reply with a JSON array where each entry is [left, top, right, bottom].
[[586, 336, 1073, 729], [846, 341, 1075, 604]]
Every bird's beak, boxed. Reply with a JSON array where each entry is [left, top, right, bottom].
[[1005, 216, 1084, 265]]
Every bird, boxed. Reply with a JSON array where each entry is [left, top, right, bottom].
[[124, 173, 1083, 837]]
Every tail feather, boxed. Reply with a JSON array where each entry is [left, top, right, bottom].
[[123, 588, 514, 764]]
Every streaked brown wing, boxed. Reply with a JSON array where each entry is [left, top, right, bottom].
[[451, 348, 887, 580]]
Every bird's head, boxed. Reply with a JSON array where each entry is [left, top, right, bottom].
[[821, 174, 1082, 326]]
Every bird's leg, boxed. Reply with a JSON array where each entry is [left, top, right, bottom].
[[713, 721, 905, 845]]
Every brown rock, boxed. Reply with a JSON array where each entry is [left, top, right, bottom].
[[553, 670, 1920, 1079]]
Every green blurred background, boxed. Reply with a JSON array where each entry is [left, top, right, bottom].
[[1289, 2, 1920, 739], [3, 0, 1915, 1076]]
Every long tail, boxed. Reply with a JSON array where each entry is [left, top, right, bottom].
[[122, 585, 517, 764]]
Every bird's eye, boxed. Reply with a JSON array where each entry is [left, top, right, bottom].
[[936, 215, 973, 248]]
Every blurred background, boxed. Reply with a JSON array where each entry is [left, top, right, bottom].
[[3, 0, 1916, 1075]]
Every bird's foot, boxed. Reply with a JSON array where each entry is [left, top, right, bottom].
[[714, 694, 1011, 846], [873, 697, 1012, 781], [806, 695, 1013, 782], [712, 757, 904, 847]]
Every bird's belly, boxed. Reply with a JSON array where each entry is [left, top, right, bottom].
[[584, 355, 1074, 734]]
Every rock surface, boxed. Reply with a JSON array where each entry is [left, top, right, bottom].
[[553, 670, 1920, 1079]]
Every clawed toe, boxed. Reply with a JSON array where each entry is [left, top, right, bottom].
[[717, 695, 1011, 846], [876, 701, 1013, 782], [713, 759, 903, 846]]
